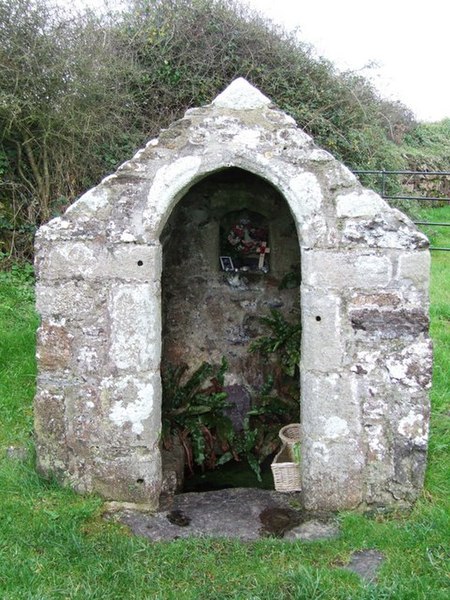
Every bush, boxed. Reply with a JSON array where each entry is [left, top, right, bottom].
[[1, 0, 417, 260]]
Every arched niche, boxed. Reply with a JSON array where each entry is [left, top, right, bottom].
[[160, 168, 301, 476]]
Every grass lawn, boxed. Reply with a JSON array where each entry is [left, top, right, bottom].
[[0, 208, 449, 599]]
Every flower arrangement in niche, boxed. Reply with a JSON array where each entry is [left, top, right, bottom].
[[227, 219, 267, 255], [222, 216, 270, 272]]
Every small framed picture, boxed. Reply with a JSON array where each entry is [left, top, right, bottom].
[[220, 256, 234, 271]]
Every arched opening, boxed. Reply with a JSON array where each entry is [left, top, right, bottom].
[[160, 167, 301, 492]]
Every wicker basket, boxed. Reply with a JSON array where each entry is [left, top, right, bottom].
[[271, 444, 301, 492], [279, 423, 301, 447]]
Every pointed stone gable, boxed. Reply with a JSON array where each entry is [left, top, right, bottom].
[[212, 77, 272, 109], [35, 79, 432, 511]]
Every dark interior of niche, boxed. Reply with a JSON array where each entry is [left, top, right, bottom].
[[160, 167, 301, 493]]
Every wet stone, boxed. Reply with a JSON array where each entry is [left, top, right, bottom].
[[110, 488, 304, 542], [344, 549, 385, 582], [284, 519, 340, 541]]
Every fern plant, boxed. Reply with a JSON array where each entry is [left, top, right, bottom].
[[161, 357, 234, 473], [161, 357, 275, 481], [162, 309, 302, 482], [249, 309, 301, 377], [246, 309, 302, 472]]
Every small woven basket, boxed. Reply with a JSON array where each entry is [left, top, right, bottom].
[[279, 423, 301, 447], [271, 423, 302, 492], [271, 444, 301, 492]]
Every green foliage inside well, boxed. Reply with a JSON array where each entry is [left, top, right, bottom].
[[162, 308, 302, 480], [245, 309, 302, 467], [249, 308, 301, 378], [161, 358, 234, 472]]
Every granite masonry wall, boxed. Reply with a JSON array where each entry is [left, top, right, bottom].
[[34, 79, 432, 510]]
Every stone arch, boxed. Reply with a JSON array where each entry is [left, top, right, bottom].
[[142, 154, 320, 249], [149, 156, 339, 506], [34, 78, 432, 511]]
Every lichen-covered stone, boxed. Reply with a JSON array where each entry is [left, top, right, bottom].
[[34, 78, 431, 510]]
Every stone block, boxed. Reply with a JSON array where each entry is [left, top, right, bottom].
[[287, 172, 323, 219], [349, 307, 429, 339], [34, 384, 70, 477], [63, 373, 162, 463], [35, 440, 69, 481], [301, 372, 362, 440], [63, 186, 111, 219], [71, 327, 109, 376], [302, 250, 392, 289], [384, 339, 433, 389], [301, 437, 364, 510], [397, 250, 431, 290], [301, 287, 344, 371], [36, 241, 162, 283], [101, 372, 162, 447], [336, 190, 386, 217], [108, 284, 161, 372], [87, 449, 162, 505], [36, 280, 108, 323], [341, 214, 429, 250], [64, 383, 105, 448], [349, 291, 402, 309], [388, 426, 428, 504], [35, 216, 88, 244], [212, 77, 272, 110], [396, 408, 429, 449], [143, 156, 202, 235], [323, 162, 357, 192], [36, 321, 73, 370], [300, 371, 365, 509], [34, 386, 67, 442]]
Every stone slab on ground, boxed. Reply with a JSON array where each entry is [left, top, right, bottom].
[[344, 549, 385, 582], [109, 488, 340, 542], [284, 519, 340, 541], [107, 488, 330, 541]]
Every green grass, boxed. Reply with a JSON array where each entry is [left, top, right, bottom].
[[0, 219, 449, 599], [0, 264, 38, 448]]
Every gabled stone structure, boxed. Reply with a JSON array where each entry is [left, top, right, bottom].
[[34, 79, 432, 511]]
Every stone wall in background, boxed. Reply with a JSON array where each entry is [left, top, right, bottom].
[[402, 171, 450, 200]]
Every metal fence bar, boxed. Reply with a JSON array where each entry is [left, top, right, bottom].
[[354, 170, 450, 176], [383, 196, 450, 202], [414, 222, 450, 227]]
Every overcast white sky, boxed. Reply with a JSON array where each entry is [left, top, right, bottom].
[[64, 0, 450, 122], [246, 0, 450, 122]]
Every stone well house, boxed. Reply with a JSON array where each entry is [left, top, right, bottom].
[[34, 79, 432, 511]]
